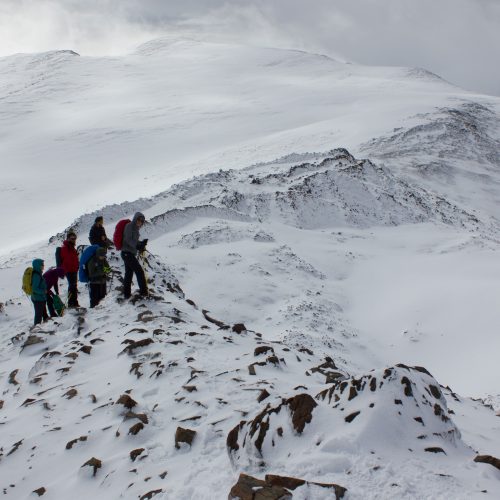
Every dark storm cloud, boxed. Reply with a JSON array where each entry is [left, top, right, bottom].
[[1, 0, 499, 96]]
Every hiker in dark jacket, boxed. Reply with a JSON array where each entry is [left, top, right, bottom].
[[31, 259, 47, 325], [121, 212, 148, 299], [89, 216, 113, 248], [88, 247, 110, 307], [56, 231, 80, 308], [43, 267, 65, 317]]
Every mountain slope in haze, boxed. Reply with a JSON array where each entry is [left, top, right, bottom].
[[1, 35, 499, 253]]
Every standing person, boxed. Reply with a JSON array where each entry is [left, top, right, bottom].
[[87, 247, 110, 307], [121, 212, 148, 299], [56, 231, 80, 308], [31, 259, 47, 325], [43, 267, 65, 317], [89, 216, 113, 248]]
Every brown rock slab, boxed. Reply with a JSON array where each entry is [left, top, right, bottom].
[[81, 457, 102, 476], [79, 345, 92, 355], [128, 422, 144, 435], [175, 427, 196, 449], [232, 323, 247, 334], [33, 487, 46, 496], [287, 393, 317, 433], [254, 346, 274, 356], [474, 454, 500, 470], [228, 474, 292, 500], [258, 389, 271, 403], [130, 448, 145, 461], [64, 389, 78, 399], [116, 394, 138, 409]]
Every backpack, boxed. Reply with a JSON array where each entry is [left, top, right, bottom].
[[52, 294, 65, 316], [78, 245, 100, 283], [113, 219, 131, 250], [22, 267, 33, 295]]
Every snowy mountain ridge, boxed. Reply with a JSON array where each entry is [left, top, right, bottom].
[[1, 35, 500, 499]]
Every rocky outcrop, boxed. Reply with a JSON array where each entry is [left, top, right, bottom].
[[228, 473, 347, 500]]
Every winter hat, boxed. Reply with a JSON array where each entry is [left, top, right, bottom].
[[95, 216, 103, 223]]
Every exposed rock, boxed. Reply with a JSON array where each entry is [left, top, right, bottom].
[[474, 454, 500, 470], [121, 338, 154, 355], [228, 473, 292, 500], [254, 345, 274, 356], [258, 389, 271, 403], [79, 345, 92, 355], [124, 411, 149, 424], [140, 490, 163, 500], [232, 323, 247, 334], [63, 389, 78, 399], [202, 309, 228, 329], [116, 394, 138, 409], [8, 369, 19, 385], [130, 448, 146, 461], [66, 436, 88, 450], [128, 422, 144, 435], [175, 427, 197, 449], [81, 457, 102, 476], [7, 439, 23, 456], [22, 335, 44, 348], [266, 475, 347, 499], [425, 447, 446, 454], [227, 393, 316, 462], [33, 487, 46, 496]]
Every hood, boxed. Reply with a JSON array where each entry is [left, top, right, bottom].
[[32, 259, 44, 273], [132, 212, 145, 225]]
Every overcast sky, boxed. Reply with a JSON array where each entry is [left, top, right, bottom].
[[1, 0, 499, 96]]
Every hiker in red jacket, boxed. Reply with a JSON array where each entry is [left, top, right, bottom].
[[56, 231, 80, 308]]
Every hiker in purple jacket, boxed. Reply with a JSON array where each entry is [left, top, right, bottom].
[[43, 267, 65, 317]]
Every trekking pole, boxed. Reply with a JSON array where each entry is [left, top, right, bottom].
[[139, 251, 149, 283]]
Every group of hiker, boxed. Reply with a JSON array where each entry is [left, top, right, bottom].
[[25, 212, 149, 326]]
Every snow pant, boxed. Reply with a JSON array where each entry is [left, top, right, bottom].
[[46, 291, 56, 317], [90, 282, 107, 308], [32, 300, 46, 325], [121, 251, 148, 298], [66, 272, 79, 307]]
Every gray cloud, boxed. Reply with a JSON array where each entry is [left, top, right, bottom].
[[1, 0, 499, 96]]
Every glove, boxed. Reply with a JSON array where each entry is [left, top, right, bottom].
[[103, 266, 111, 275]]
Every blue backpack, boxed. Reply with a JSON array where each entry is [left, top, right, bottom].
[[79, 245, 99, 283]]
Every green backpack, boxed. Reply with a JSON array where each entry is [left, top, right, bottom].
[[52, 294, 65, 317], [22, 267, 33, 295]]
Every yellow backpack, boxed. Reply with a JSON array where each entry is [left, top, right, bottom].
[[22, 267, 33, 295]]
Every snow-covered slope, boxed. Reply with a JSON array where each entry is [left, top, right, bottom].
[[1, 35, 498, 253], [1, 249, 499, 499], [1, 35, 500, 499]]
